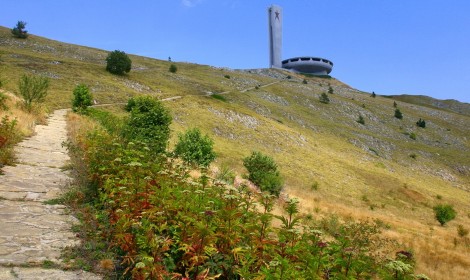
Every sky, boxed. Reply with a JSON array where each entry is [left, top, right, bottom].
[[1, 0, 470, 103]]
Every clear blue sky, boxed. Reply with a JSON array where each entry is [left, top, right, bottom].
[[1, 0, 470, 103]]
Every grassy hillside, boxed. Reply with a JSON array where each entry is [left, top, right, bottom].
[[1, 26, 469, 279]]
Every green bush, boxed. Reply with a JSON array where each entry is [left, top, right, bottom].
[[433, 204, 456, 226], [394, 108, 403, 119], [72, 84, 93, 114], [122, 96, 171, 154], [243, 151, 283, 196], [169, 64, 177, 73], [409, 132, 417, 140], [11, 21, 28, 39], [357, 115, 365, 125], [319, 92, 330, 104], [173, 128, 216, 167], [416, 118, 426, 128], [17, 74, 49, 112], [106, 50, 131, 75]]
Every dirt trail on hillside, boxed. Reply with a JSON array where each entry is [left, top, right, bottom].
[[0, 109, 100, 279]]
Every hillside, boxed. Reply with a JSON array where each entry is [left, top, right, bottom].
[[1, 26, 469, 279]]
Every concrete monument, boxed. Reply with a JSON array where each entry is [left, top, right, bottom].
[[268, 5, 333, 75]]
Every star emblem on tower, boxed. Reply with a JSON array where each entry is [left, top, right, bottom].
[[275, 10, 280, 20]]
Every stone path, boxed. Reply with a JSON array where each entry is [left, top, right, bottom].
[[0, 110, 100, 279]]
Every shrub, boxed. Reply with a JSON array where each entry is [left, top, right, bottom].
[[394, 108, 403, 119], [169, 64, 177, 73], [409, 132, 417, 140], [17, 74, 49, 112], [457, 224, 469, 238], [11, 21, 28, 39], [72, 84, 93, 114], [319, 92, 330, 104], [106, 50, 131, 75], [416, 118, 426, 128], [393, 101, 398, 108], [224, 74, 230, 79], [211, 94, 227, 102], [243, 151, 283, 196], [122, 96, 171, 154], [0, 92, 8, 111], [409, 153, 417, 159], [357, 115, 365, 125], [0, 116, 20, 166], [302, 79, 308, 84], [433, 204, 456, 226], [173, 128, 216, 167]]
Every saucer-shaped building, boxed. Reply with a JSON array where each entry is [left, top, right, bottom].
[[282, 57, 333, 75]]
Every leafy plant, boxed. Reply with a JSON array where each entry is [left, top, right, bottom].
[[394, 108, 403, 119], [433, 204, 456, 226], [106, 50, 131, 75], [243, 151, 283, 196], [409, 132, 416, 140], [169, 64, 177, 73], [17, 74, 49, 112], [122, 96, 172, 154], [224, 75, 230, 79], [72, 84, 93, 114], [11, 21, 28, 39], [319, 92, 330, 104], [173, 128, 216, 167]]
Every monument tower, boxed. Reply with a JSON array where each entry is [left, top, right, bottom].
[[268, 5, 282, 68]]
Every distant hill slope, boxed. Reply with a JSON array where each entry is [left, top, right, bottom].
[[384, 94, 470, 116], [1, 25, 470, 279]]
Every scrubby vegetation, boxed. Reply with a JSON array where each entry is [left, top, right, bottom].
[[17, 74, 49, 112], [174, 128, 216, 167], [64, 106, 423, 279], [243, 151, 283, 196], [72, 84, 93, 114]]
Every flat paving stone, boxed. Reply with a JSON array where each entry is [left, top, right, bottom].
[[0, 109, 100, 279]]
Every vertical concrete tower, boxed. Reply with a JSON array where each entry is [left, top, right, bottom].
[[268, 5, 282, 68]]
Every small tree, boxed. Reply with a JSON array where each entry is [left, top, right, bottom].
[[394, 108, 403, 119], [123, 96, 172, 155], [433, 204, 456, 226], [72, 84, 93, 114], [243, 151, 283, 196], [106, 50, 131, 75], [11, 21, 28, 39], [169, 64, 178, 73], [18, 74, 49, 111], [319, 92, 330, 104], [357, 115, 365, 125], [174, 128, 216, 167], [328, 85, 334, 94], [393, 101, 398, 108], [416, 118, 426, 128]]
